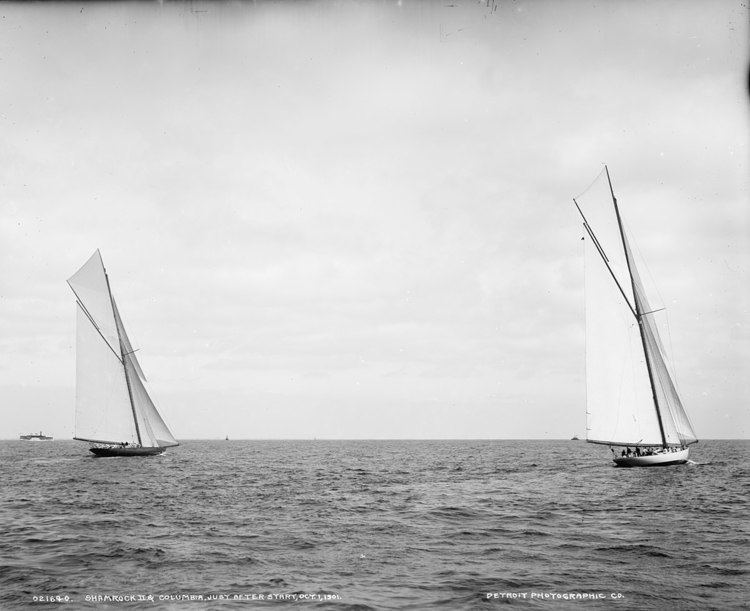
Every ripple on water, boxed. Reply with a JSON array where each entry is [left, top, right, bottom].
[[0, 439, 747, 609]]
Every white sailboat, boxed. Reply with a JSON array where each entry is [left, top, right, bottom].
[[68, 250, 179, 457], [574, 167, 697, 467]]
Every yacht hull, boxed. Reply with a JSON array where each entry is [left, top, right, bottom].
[[613, 447, 689, 468], [90, 446, 166, 457]]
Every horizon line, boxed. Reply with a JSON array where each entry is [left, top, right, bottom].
[[3, 437, 748, 442]]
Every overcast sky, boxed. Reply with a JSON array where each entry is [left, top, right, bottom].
[[1, 1, 747, 440]]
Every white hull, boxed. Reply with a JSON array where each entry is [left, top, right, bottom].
[[613, 447, 689, 468]]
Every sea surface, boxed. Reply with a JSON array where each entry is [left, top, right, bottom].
[[0, 440, 747, 610]]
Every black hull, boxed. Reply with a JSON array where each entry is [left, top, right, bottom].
[[614, 459, 688, 468], [90, 446, 166, 457]]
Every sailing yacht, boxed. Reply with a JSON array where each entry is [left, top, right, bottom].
[[68, 250, 179, 457], [573, 167, 698, 467]]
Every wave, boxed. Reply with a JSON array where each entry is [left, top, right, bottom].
[[1, 439, 746, 610]]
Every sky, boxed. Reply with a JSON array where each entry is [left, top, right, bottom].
[[1, 1, 747, 440]]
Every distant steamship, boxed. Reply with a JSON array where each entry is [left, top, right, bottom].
[[20, 431, 53, 441]]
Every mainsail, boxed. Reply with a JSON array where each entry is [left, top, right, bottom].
[[68, 250, 178, 448], [575, 169, 697, 447], [74, 303, 139, 445]]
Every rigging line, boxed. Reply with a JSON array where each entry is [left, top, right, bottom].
[[104, 275, 142, 447], [574, 198, 637, 318], [626, 224, 690, 433], [574, 198, 610, 262], [583, 221, 609, 263], [581, 230, 591, 439], [581, 221, 638, 320], [627, 225, 685, 396], [607, 166, 667, 448], [665, 312, 682, 395], [652, 351, 683, 445], [646, 322, 697, 440], [624, 217, 668, 309], [622, 216, 685, 391], [582, 230, 588, 438], [112, 299, 148, 383], [72, 298, 124, 364]]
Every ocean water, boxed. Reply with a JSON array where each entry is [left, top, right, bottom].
[[1, 440, 747, 610]]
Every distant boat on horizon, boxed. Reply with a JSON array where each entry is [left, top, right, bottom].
[[573, 167, 697, 467], [571, 434, 580, 441], [20, 431, 53, 441], [67, 250, 179, 457]]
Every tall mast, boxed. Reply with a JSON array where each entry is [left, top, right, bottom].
[[605, 166, 667, 447], [103, 264, 142, 447]]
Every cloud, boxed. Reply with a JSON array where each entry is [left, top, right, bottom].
[[1, 1, 747, 440]]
